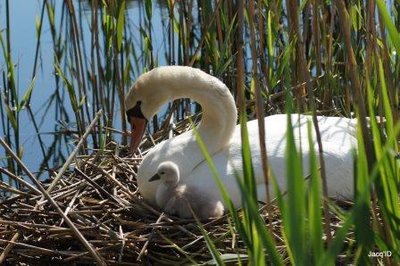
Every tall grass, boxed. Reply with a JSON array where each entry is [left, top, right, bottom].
[[0, 0, 399, 263]]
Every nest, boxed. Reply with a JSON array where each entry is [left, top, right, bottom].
[[0, 114, 354, 265]]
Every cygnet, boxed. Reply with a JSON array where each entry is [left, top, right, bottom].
[[149, 161, 224, 220]]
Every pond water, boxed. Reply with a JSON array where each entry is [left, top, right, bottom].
[[1, 1, 62, 175], [0, 0, 169, 176]]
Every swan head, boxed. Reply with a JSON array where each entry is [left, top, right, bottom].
[[125, 68, 173, 152], [148, 161, 180, 187]]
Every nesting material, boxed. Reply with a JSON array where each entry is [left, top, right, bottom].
[[0, 140, 245, 265]]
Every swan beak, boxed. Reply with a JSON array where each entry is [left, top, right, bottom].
[[129, 116, 147, 153], [149, 173, 160, 182]]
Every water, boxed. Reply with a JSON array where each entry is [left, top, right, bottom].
[[0, 0, 169, 175], [0, 1, 60, 173]]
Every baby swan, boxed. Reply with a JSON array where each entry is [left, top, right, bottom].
[[149, 161, 224, 220]]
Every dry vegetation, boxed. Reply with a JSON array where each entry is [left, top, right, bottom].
[[0, 0, 399, 264]]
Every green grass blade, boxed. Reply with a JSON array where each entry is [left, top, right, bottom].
[[54, 62, 79, 112], [307, 120, 324, 263], [239, 111, 258, 204], [319, 212, 353, 265], [116, 1, 126, 51], [376, 0, 400, 54], [5, 105, 17, 131], [17, 77, 36, 112], [196, 221, 225, 266], [283, 102, 306, 265], [353, 112, 373, 264]]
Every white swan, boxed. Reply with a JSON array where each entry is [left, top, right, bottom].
[[149, 161, 224, 219], [125, 66, 357, 208]]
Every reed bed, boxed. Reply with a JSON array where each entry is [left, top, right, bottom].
[[1, 0, 400, 264]]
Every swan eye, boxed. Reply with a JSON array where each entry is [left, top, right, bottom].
[[160, 171, 165, 175], [126, 100, 146, 121]]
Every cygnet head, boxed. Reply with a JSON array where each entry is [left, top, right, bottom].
[[149, 161, 180, 187]]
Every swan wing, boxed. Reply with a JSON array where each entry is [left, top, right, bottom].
[[185, 115, 357, 207]]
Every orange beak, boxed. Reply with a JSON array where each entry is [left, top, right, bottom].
[[129, 116, 147, 153]]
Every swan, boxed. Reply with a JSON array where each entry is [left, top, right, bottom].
[[125, 66, 357, 208], [149, 161, 224, 219]]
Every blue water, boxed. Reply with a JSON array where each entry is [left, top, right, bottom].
[[0, 0, 168, 174], [0, 1, 59, 173]]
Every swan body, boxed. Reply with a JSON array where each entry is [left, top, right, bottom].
[[150, 161, 224, 219], [125, 66, 357, 208]]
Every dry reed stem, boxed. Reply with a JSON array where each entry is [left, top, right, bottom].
[[46, 110, 104, 193], [0, 182, 29, 196], [188, 0, 224, 67], [0, 168, 41, 195], [0, 110, 106, 265], [247, 0, 273, 234], [335, 0, 373, 164]]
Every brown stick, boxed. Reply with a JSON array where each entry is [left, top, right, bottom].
[[45, 110, 104, 193], [0, 232, 19, 262], [188, 0, 224, 67], [0, 181, 29, 196], [75, 167, 128, 206], [0, 167, 41, 195], [0, 110, 106, 265], [137, 213, 165, 261]]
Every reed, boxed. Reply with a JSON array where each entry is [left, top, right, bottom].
[[0, 0, 399, 264]]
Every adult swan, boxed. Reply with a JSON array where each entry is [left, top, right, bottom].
[[125, 66, 357, 208]]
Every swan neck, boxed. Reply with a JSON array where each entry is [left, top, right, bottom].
[[170, 69, 237, 151]]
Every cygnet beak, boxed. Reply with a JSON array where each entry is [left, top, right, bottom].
[[149, 173, 160, 182]]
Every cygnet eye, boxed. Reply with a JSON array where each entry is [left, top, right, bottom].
[[160, 171, 165, 175]]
